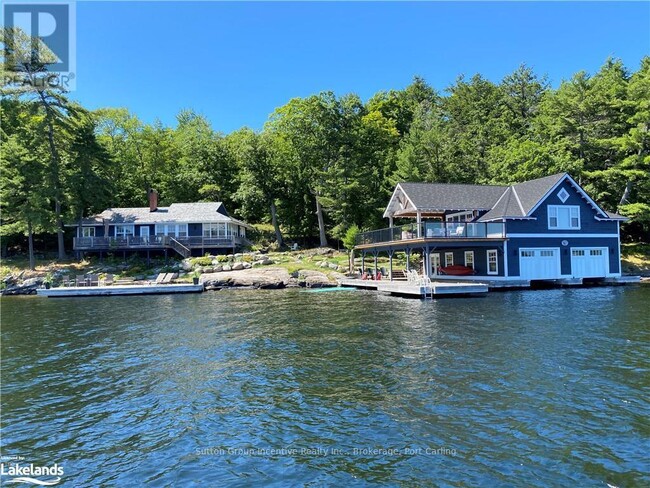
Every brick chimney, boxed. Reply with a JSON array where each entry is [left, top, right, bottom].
[[148, 188, 158, 212]]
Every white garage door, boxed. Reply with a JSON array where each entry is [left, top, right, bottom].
[[571, 247, 609, 278], [519, 248, 561, 280]]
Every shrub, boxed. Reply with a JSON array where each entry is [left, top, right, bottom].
[[191, 256, 213, 267]]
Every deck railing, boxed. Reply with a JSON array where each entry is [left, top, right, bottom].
[[73, 235, 244, 250], [355, 222, 506, 246]]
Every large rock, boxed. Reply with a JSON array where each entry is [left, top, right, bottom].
[[296, 269, 336, 288], [201, 267, 291, 289], [232, 262, 244, 270], [1, 277, 43, 296]]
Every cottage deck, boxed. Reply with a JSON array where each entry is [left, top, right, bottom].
[[37, 283, 204, 298]]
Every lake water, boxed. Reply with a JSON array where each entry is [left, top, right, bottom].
[[1, 286, 649, 486]]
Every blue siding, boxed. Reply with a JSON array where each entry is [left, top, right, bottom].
[[427, 243, 506, 277], [507, 179, 618, 234], [507, 237, 620, 276], [189, 223, 202, 237]]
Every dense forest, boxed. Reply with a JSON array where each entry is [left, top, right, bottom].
[[1, 45, 649, 260]]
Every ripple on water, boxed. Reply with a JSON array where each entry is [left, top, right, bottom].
[[1, 287, 649, 486]]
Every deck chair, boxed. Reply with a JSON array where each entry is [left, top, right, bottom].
[[76, 275, 87, 287], [455, 226, 465, 236], [161, 273, 173, 284], [87, 274, 100, 286], [101, 274, 114, 286], [155, 273, 167, 284]]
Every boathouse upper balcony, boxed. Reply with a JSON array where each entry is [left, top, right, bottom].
[[355, 221, 506, 248]]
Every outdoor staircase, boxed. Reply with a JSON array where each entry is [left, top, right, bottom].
[[168, 237, 191, 258]]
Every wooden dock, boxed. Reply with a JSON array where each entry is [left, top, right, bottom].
[[37, 283, 204, 298], [339, 279, 488, 298]]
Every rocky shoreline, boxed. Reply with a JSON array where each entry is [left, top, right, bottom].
[[201, 267, 344, 290]]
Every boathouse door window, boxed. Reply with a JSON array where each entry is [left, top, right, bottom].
[[431, 253, 441, 274], [445, 252, 454, 267], [487, 249, 498, 275], [115, 225, 134, 238], [548, 205, 580, 230], [464, 251, 474, 269]]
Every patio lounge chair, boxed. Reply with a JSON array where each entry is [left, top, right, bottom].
[[100, 274, 114, 286], [155, 273, 167, 284], [161, 273, 173, 284]]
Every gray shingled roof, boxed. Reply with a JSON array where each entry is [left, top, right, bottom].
[[396, 173, 621, 222], [398, 182, 508, 211], [80, 202, 249, 226]]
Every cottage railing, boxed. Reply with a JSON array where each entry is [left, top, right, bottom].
[[73, 235, 243, 250]]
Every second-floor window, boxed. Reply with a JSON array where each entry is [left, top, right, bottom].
[[548, 205, 580, 230]]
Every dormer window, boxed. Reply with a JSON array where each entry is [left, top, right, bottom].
[[548, 205, 580, 230]]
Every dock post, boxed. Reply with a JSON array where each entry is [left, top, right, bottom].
[[374, 251, 378, 278], [406, 248, 411, 271]]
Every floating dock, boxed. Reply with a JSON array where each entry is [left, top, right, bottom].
[[37, 283, 204, 298], [339, 279, 488, 298]]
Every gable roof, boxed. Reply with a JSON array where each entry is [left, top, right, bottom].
[[397, 182, 508, 212], [388, 173, 625, 222], [77, 202, 251, 227]]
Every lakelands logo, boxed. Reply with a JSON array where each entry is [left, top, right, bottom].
[[0, 463, 64, 486]]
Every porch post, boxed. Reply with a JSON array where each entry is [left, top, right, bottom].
[[374, 251, 378, 278], [388, 250, 393, 281], [406, 247, 411, 272], [425, 244, 430, 277], [389, 215, 394, 228], [361, 252, 365, 274], [416, 211, 422, 238]]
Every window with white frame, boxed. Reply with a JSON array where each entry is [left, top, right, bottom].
[[445, 252, 454, 267], [82, 227, 95, 237], [548, 205, 580, 230], [115, 225, 134, 237], [487, 249, 498, 275], [203, 223, 230, 238], [464, 251, 474, 269], [155, 223, 188, 237]]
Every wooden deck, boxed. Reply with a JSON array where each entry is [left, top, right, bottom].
[[339, 279, 488, 298], [37, 283, 204, 298]]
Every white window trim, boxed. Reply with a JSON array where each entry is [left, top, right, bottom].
[[445, 252, 454, 267], [155, 223, 188, 237], [464, 251, 474, 269], [115, 224, 134, 237], [548, 205, 581, 230], [431, 253, 441, 275], [487, 249, 498, 275], [82, 227, 95, 237]]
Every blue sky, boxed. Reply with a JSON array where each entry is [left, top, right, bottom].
[[73, 1, 650, 133]]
